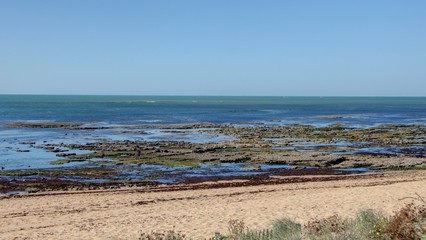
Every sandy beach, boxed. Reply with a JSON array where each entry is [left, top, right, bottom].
[[1, 170, 426, 239], [2, 0, 426, 238]]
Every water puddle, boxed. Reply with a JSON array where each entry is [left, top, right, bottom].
[[346, 145, 425, 157], [261, 137, 426, 157]]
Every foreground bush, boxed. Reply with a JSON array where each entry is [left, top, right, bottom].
[[386, 203, 426, 240], [139, 202, 426, 240]]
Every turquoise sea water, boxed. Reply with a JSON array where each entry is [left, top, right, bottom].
[[1, 95, 425, 126], [0, 95, 425, 170]]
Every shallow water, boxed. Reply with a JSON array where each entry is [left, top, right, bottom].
[[346, 145, 426, 157], [0, 125, 233, 170], [264, 136, 426, 157], [1, 96, 425, 171]]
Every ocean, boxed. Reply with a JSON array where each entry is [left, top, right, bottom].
[[0, 95, 425, 170], [1, 95, 425, 126]]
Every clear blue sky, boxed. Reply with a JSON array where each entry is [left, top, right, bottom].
[[1, 1, 425, 96]]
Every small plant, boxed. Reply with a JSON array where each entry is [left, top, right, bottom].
[[305, 215, 359, 239], [228, 218, 301, 240], [138, 230, 186, 240], [214, 218, 301, 240], [228, 219, 245, 237], [271, 218, 301, 239], [356, 209, 388, 238], [306, 215, 346, 235]]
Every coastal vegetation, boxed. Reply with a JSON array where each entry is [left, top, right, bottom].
[[139, 196, 426, 240]]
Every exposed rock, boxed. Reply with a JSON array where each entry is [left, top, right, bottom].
[[56, 153, 77, 157], [6, 122, 86, 129], [16, 150, 30, 153], [50, 149, 69, 153], [324, 156, 347, 167]]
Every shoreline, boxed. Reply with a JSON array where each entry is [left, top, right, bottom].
[[0, 167, 372, 197]]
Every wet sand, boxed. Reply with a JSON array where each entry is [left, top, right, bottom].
[[1, 170, 426, 239]]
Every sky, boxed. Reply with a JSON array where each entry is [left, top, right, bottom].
[[0, 1, 425, 96]]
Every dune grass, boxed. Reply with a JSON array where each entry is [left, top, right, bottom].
[[138, 195, 426, 240]]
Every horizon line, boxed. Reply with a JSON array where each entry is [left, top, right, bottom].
[[0, 93, 425, 98]]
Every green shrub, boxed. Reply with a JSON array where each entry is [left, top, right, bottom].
[[270, 218, 301, 240], [355, 209, 388, 238]]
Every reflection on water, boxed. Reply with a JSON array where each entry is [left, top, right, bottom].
[[0, 126, 234, 170], [264, 137, 425, 157]]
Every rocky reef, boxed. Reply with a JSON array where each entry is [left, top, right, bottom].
[[28, 123, 425, 169], [1, 122, 425, 194]]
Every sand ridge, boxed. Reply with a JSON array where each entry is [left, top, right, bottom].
[[1, 170, 426, 239]]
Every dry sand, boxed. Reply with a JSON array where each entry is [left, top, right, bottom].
[[1, 170, 426, 240]]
